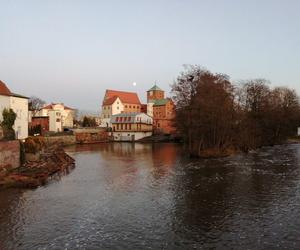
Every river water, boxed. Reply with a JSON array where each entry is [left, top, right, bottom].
[[1, 143, 300, 249]]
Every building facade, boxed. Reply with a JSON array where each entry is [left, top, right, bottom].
[[100, 89, 141, 127], [110, 113, 153, 141], [29, 116, 49, 135], [146, 84, 176, 134], [36, 103, 75, 131], [0, 80, 29, 139]]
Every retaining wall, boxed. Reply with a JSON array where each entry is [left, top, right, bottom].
[[0, 140, 20, 171]]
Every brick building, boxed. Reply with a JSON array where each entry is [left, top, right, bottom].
[[147, 84, 176, 134], [29, 116, 49, 135]]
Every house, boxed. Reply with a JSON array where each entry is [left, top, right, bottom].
[[100, 89, 142, 127], [35, 103, 75, 131], [110, 112, 153, 141], [0, 80, 29, 139], [146, 84, 176, 134]]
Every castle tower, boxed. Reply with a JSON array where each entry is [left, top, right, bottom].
[[147, 83, 164, 102]]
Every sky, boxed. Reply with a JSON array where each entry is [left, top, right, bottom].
[[1, 0, 300, 111]]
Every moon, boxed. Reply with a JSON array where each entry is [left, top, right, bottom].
[[132, 82, 137, 86]]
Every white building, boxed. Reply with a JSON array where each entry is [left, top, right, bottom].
[[100, 89, 142, 127], [110, 112, 153, 141], [36, 103, 75, 131], [0, 80, 29, 139], [101, 96, 124, 127]]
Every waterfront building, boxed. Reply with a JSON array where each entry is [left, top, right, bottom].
[[100, 89, 142, 127], [146, 84, 176, 134], [110, 112, 153, 141], [0, 80, 29, 139]]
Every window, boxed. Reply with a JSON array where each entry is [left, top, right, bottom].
[[125, 105, 128, 108], [125, 124, 127, 130], [120, 117, 123, 122], [129, 105, 131, 108], [129, 124, 131, 130], [128, 117, 131, 121], [116, 117, 119, 122], [117, 106, 119, 110], [121, 124, 123, 130], [117, 124, 119, 130], [133, 105, 135, 109]]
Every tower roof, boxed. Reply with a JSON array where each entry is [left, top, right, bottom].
[[147, 84, 163, 92]]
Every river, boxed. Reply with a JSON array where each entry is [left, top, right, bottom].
[[1, 143, 300, 249]]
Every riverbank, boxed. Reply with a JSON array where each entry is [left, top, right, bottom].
[[138, 134, 182, 143], [0, 143, 75, 189]]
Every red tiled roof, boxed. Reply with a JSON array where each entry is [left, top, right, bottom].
[[0, 80, 12, 96], [103, 89, 141, 105], [103, 96, 119, 106]]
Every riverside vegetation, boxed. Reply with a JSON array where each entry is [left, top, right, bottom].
[[172, 65, 300, 157]]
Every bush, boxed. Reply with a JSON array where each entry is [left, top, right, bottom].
[[1, 108, 16, 140], [24, 136, 46, 153]]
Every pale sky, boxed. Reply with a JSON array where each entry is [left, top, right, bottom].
[[1, 0, 300, 111]]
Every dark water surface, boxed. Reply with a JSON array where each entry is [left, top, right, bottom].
[[1, 143, 300, 249]]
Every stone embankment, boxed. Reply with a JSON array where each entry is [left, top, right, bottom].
[[0, 137, 75, 189]]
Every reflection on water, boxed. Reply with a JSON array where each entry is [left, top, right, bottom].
[[1, 143, 300, 249]]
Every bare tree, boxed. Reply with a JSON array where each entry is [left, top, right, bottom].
[[172, 65, 300, 157], [29, 96, 46, 116]]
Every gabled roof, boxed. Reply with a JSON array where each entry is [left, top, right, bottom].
[[104, 89, 141, 105], [0, 80, 28, 99], [153, 98, 171, 106], [103, 96, 119, 106], [147, 84, 163, 92], [0, 80, 12, 96]]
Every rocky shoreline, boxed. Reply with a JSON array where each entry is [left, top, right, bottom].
[[0, 146, 75, 189]]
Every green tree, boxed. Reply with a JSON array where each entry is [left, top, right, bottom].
[[1, 108, 17, 140], [82, 116, 97, 127]]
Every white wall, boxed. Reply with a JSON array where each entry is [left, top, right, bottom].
[[147, 102, 154, 117], [49, 110, 62, 132], [135, 113, 153, 124], [100, 97, 124, 127], [112, 131, 152, 141], [0, 95, 29, 139], [111, 98, 124, 115], [10, 96, 29, 139]]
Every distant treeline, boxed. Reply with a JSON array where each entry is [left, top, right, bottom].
[[172, 65, 300, 157]]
